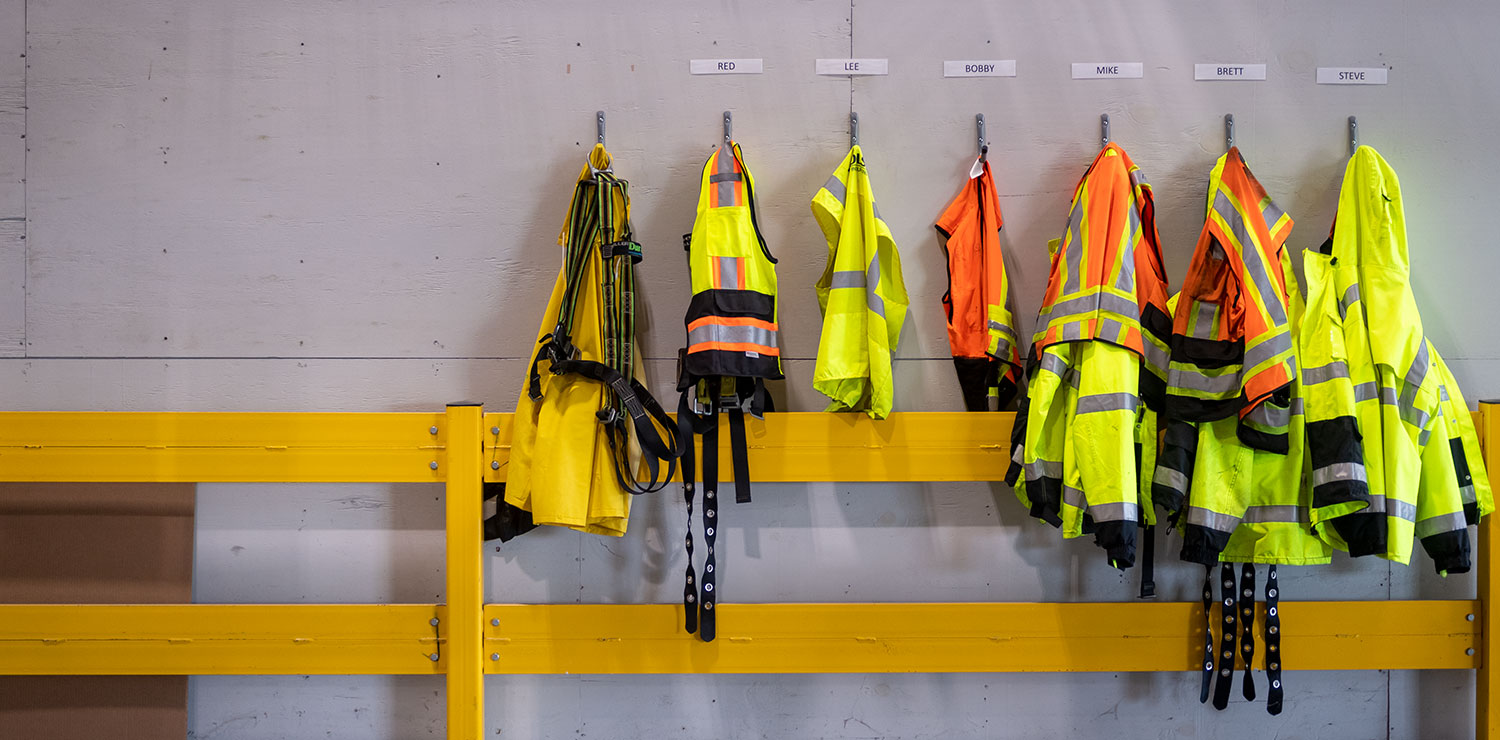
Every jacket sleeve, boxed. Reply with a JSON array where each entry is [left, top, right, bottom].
[[1414, 407, 1472, 575]]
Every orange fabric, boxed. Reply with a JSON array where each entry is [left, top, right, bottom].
[[935, 160, 1018, 366]]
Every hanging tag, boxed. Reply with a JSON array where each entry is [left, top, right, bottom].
[[968, 157, 985, 179]]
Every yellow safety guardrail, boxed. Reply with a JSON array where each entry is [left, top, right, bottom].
[[0, 405, 1496, 740]]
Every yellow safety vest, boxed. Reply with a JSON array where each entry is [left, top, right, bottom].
[[810, 145, 909, 419]]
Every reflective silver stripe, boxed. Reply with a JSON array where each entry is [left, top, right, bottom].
[[1366, 494, 1387, 513], [1011, 445, 1025, 466], [988, 319, 1016, 337], [1191, 300, 1218, 340], [1244, 331, 1293, 374], [1142, 337, 1169, 376], [1462, 484, 1478, 505], [1399, 341, 1431, 414], [1354, 381, 1378, 402], [1417, 425, 1432, 447], [1026, 459, 1062, 480], [1115, 207, 1138, 293], [829, 270, 865, 289], [1186, 506, 1239, 534], [821, 174, 846, 205], [1244, 400, 1289, 430], [1169, 367, 1240, 395], [1039, 352, 1069, 378], [1129, 167, 1149, 188], [1302, 362, 1351, 386], [1414, 512, 1469, 539], [1311, 461, 1367, 488], [1212, 191, 1287, 324], [1242, 505, 1309, 524], [1075, 392, 1139, 415], [1063, 199, 1084, 295], [1290, 396, 1305, 416], [1065, 368, 1080, 390], [1389, 498, 1416, 522], [1380, 385, 1399, 407], [1062, 322, 1084, 341], [1098, 317, 1125, 342], [1261, 199, 1287, 231], [1339, 283, 1361, 319], [1045, 291, 1141, 323], [1440, 384, 1451, 402], [1401, 403, 1431, 431], [717, 256, 739, 288], [715, 147, 738, 206], [1155, 466, 1190, 494], [1088, 501, 1139, 523], [866, 256, 885, 318], [687, 323, 778, 350]]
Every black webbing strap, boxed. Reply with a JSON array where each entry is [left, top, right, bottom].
[[729, 407, 752, 504], [1266, 565, 1284, 715], [1200, 565, 1214, 704], [1138, 525, 1156, 599], [1240, 563, 1257, 701], [681, 398, 699, 636], [1212, 561, 1238, 710], [699, 407, 720, 642]]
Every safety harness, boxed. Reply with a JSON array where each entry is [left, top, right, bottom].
[[1200, 563, 1283, 714], [526, 160, 680, 496]]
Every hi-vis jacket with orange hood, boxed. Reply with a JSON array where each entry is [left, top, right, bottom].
[[1006, 143, 1173, 568], [1309, 145, 1493, 574], [935, 158, 1021, 411]]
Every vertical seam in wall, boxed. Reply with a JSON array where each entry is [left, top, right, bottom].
[[1386, 558, 1393, 739], [847, 0, 854, 117], [20, 0, 27, 358]]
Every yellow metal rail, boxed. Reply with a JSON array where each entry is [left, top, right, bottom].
[[0, 406, 1496, 740]]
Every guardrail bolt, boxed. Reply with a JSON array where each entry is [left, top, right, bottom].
[[429, 653, 440, 661], [491, 427, 500, 435], [1468, 648, 1477, 656], [430, 426, 439, 435], [490, 653, 500, 661], [1468, 613, 1476, 622], [491, 618, 500, 627], [429, 461, 439, 470], [430, 618, 440, 627], [492, 461, 500, 470]]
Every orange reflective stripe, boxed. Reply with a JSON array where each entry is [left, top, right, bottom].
[[687, 315, 778, 332], [688, 341, 781, 356]]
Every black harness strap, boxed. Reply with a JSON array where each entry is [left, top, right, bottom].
[[699, 402, 721, 642], [1138, 524, 1156, 599], [728, 406, 752, 504], [1200, 565, 1215, 704], [1212, 561, 1238, 710], [1265, 565, 1284, 715], [680, 395, 699, 636], [1240, 563, 1257, 701]]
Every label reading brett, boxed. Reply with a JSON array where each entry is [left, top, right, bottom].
[[689, 59, 764, 75], [1072, 62, 1143, 79], [815, 58, 889, 76], [1317, 67, 1388, 85], [943, 60, 1017, 77], [1195, 63, 1267, 81]]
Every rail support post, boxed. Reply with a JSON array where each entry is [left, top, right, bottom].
[[1480, 401, 1500, 739], [444, 401, 486, 740]]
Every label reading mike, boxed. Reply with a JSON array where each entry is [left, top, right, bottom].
[[1195, 63, 1267, 81], [1317, 67, 1388, 85], [816, 58, 889, 76], [943, 60, 1017, 77], [1072, 62, 1143, 79], [689, 59, 764, 75]]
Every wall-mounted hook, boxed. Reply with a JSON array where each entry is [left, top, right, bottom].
[[1348, 116, 1358, 157], [723, 111, 732, 146], [850, 112, 860, 148], [1225, 114, 1235, 152], [596, 111, 606, 146], [1101, 114, 1111, 148], [976, 113, 987, 161]]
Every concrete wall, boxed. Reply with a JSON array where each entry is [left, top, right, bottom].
[[1, 0, 1494, 737]]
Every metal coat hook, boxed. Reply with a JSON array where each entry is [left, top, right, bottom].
[[1225, 114, 1235, 152], [596, 111, 606, 145], [1348, 116, 1358, 157], [976, 114, 988, 161], [1101, 114, 1111, 148], [723, 111, 732, 146], [850, 112, 859, 148]]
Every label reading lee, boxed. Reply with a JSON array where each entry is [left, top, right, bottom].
[[1072, 62, 1144, 79], [1317, 67, 1388, 85], [943, 60, 1017, 78], [689, 59, 764, 75], [1195, 63, 1267, 81], [815, 58, 889, 76]]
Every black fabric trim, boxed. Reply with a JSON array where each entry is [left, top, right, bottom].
[[1236, 425, 1289, 455], [1331, 512, 1387, 558], [1466, 501, 1482, 527], [1028, 476, 1063, 528], [1166, 394, 1243, 424], [1154, 419, 1198, 521], [953, 356, 996, 412], [684, 289, 777, 324], [1004, 393, 1030, 487], [1139, 367, 1167, 413], [1171, 335, 1245, 370], [684, 348, 783, 381], [1093, 520, 1136, 569], [1451, 437, 1477, 509], [481, 483, 539, 543], [1141, 303, 1174, 344], [1421, 529, 1472, 575], [1181, 523, 1231, 567], [1308, 417, 1364, 464]]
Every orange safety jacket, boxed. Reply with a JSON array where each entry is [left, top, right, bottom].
[[935, 158, 1021, 411]]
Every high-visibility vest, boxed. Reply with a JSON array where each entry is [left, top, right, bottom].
[[1006, 143, 1171, 569], [810, 145, 909, 420], [1314, 146, 1493, 573], [676, 140, 782, 643], [934, 159, 1021, 411]]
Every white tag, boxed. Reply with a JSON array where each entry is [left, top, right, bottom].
[[943, 60, 1017, 78], [816, 58, 889, 76], [689, 59, 763, 75], [1071, 62, 1143, 79], [1195, 63, 1267, 81], [969, 157, 984, 179], [745, 351, 759, 358], [1317, 67, 1388, 85]]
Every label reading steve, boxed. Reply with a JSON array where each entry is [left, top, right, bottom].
[[689, 59, 764, 75], [1195, 63, 1267, 81], [943, 60, 1017, 78], [816, 58, 889, 76], [1072, 62, 1143, 79], [1317, 67, 1388, 85]]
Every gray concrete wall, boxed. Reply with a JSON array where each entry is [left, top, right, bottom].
[[0, 0, 1493, 737]]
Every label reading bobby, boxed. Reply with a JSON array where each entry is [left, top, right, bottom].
[[943, 60, 1017, 78], [1195, 63, 1267, 81], [689, 59, 764, 75], [815, 58, 889, 76], [1072, 62, 1144, 79], [1317, 67, 1388, 85]]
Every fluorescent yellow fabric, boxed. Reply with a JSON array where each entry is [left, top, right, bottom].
[[505, 145, 636, 537], [810, 145, 909, 419]]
